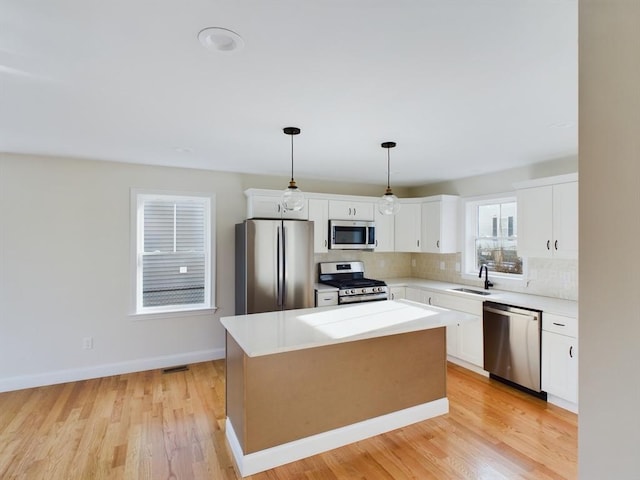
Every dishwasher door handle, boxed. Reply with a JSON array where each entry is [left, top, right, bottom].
[[483, 306, 538, 321]]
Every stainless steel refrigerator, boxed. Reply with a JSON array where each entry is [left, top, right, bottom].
[[235, 219, 314, 314]]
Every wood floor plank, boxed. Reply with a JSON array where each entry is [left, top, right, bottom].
[[0, 361, 577, 479]]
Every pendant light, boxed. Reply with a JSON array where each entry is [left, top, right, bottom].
[[281, 126, 305, 212], [378, 141, 400, 215]]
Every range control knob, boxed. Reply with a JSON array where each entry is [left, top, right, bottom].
[[361, 288, 367, 294]]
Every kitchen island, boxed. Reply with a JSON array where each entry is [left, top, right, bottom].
[[220, 299, 476, 477]]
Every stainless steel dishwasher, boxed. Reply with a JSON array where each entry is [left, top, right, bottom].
[[483, 301, 545, 397]]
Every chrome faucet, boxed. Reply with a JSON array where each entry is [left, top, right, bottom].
[[479, 265, 493, 290]]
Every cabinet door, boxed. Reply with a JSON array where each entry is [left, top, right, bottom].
[[421, 201, 442, 253], [394, 203, 422, 252], [421, 197, 458, 254], [552, 182, 578, 259], [542, 331, 578, 403], [389, 286, 405, 300], [308, 199, 329, 253], [457, 318, 484, 367], [328, 200, 374, 220], [517, 186, 553, 258], [374, 208, 395, 252], [405, 287, 425, 303], [517, 182, 578, 259], [248, 195, 308, 220], [446, 325, 458, 357]]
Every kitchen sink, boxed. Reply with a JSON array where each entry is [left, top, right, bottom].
[[450, 287, 491, 296]]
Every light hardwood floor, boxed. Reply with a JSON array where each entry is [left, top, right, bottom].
[[0, 361, 577, 479]]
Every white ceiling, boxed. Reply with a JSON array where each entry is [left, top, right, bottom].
[[0, 0, 577, 187]]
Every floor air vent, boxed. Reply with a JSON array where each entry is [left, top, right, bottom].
[[162, 365, 189, 374]]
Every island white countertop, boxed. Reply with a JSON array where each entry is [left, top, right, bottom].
[[220, 299, 476, 357]]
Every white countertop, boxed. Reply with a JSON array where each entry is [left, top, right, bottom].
[[221, 299, 476, 357], [384, 277, 578, 317]]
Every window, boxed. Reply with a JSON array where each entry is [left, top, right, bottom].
[[464, 196, 522, 277], [133, 191, 214, 314]]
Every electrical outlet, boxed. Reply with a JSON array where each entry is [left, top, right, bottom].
[[179, 266, 188, 273], [439, 261, 445, 270], [455, 262, 461, 272], [411, 259, 416, 267], [82, 337, 93, 350]]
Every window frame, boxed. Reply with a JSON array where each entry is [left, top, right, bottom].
[[462, 193, 525, 283], [130, 188, 216, 317]]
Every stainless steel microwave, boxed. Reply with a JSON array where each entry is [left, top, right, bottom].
[[329, 220, 376, 250]]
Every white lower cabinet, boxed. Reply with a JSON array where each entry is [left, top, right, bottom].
[[388, 286, 406, 300], [405, 288, 483, 368], [453, 319, 484, 367], [542, 313, 578, 407]]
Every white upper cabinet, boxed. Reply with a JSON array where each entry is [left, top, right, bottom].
[[308, 198, 329, 253], [517, 179, 578, 259], [421, 195, 459, 254], [394, 201, 422, 252], [328, 200, 374, 221], [374, 208, 395, 252], [245, 190, 308, 220]]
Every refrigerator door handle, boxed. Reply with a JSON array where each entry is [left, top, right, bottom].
[[281, 223, 287, 307], [277, 224, 284, 307]]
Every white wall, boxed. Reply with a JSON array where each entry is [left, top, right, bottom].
[[0, 154, 245, 390], [407, 156, 577, 198], [579, 1, 640, 477]]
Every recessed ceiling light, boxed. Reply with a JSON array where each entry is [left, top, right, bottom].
[[198, 27, 244, 53]]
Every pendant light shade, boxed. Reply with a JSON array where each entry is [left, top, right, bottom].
[[378, 141, 400, 215], [281, 127, 305, 212]]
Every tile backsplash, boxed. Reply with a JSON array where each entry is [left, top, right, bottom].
[[315, 251, 578, 301], [410, 253, 578, 301]]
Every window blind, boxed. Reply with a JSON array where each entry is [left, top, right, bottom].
[[141, 199, 206, 307]]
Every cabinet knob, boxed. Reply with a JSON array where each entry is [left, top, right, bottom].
[[569, 345, 573, 358], [546, 240, 550, 250], [555, 240, 558, 250], [436, 240, 440, 249], [324, 239, 327, 247]]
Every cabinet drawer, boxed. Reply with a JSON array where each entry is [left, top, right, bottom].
[[315, 291, 338, 307], [432, 293, 483, 316], [542, 312, 578, 338]]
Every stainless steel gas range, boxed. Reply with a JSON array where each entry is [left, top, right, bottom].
[[318, 261, 388, 305]]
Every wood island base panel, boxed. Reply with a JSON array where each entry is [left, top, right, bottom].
[[224, 327, 447, 477]]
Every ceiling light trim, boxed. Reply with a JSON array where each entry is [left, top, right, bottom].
[[198, 27, 245, 53]]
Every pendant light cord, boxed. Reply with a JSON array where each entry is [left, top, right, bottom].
[[387, 148, 391, 189], [290, 134, 295, 183]]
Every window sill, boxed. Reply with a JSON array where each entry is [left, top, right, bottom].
[[130, 306, 218, 321]]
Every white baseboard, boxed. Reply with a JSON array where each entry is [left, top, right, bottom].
[[447, 355, 489, 377], [547, 394, 579, 414], [0, 348, 225, 393], [226, 397, 449, 477]]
